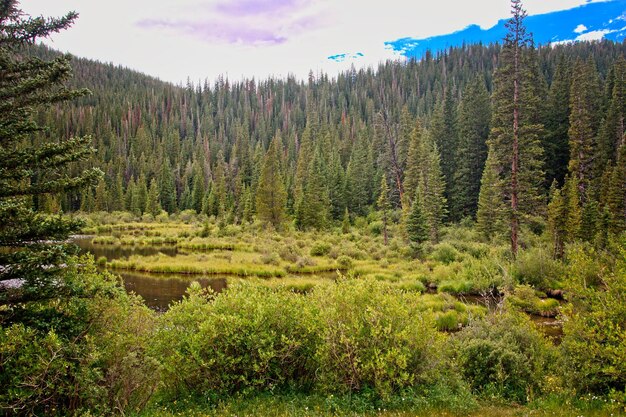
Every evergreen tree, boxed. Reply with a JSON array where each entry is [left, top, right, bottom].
[[94, 178, 108, 211], [406, 188, 429, 248], [547, 181, 567, 258], [377, 174, 391, 245], [568, 58, 601, 202], [564, 175, 582, 242], [0, 1, 102, 304], [146, 178, 161, 217], [341, 207, 351, 234], [452, 76, 490, 220], [476, 152, 505, 239], [478, 0, 544, 256], [255, 134, 287, 230], [544, 55, 571, 186], [419, 134, 447, 242], [429, 83, 458, 204], [403, 120, 425, 198], [159, 158, 177, 213], [597, 56, 626, 171], [605, 140, 626, 235], [190, 163, 205, 214], [295, 146, 330, 230]]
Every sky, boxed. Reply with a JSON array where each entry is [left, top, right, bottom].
[[22, 0, 613, 85]]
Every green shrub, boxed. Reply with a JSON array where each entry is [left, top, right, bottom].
[[560, 242, 626, 396], [96, 256, 107, 267], [507, 285, 559, 317], [368, 220, 383, 236], [454, 310, 555, 403], [312, 278, 445, 398], [438, 280, 473, 295], [260, 252, 281, 266], [0, 259, 158, 416], [512, 246, 563, 289], [431, 243, 462, 264], [436, 311, 460, 331], [336, 255, 354, 269], [310, 242, 332, 257], [152, 283, 318, 396]]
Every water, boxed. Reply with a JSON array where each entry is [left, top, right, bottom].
[[119, 271, 227, 311], [73, 236, 227, 310]]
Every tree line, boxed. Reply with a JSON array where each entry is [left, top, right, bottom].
[[27, 7, 626, 254]]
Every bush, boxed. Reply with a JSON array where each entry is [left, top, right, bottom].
[[152, 283, 318, 396], [260, 252, 281, 266], [368, 220, 383, 236], [336, 255, 354, 269], [512, 246, 563, 289], [430, 243, 462, 264], [0, 258, 158, 416], [310, 242, 332, 257], [454, 310, 555, 403], [559, 241, 626, 396], [312, 278, 445, 398]]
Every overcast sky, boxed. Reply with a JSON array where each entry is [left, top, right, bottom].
[[23, 0, 609, 85]]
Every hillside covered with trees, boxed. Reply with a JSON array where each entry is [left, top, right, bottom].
[[1, 0, 625, 415]]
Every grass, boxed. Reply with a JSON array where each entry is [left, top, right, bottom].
[[136, 392, 622, 417], [108, 253, 286, 278]]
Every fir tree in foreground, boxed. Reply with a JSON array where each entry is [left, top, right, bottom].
[[0, 0, 101, 304]]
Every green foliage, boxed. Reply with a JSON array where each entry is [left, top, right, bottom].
[[256, 135, 287, 230], [0, 258, 158, 416], [312, 278, 445, 398], [152, 282, 318, 396], [560, 241, 626, 396], [310, 242, 332, 257], [406, 188, 429, 248], [455, 310, 555, 403], [511, 246, 564, 289]]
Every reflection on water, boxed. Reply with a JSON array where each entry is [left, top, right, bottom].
[[119, 271, 227, 312], [73, 235, 178, 260]]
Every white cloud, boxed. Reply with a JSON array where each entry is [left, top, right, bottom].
[[575, 29, 613, 41], [21, 0, 611, 84], [574, 24, 588, 33]]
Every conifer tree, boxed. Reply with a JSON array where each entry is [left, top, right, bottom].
[[597, 56, 625, 171], [406, 188, 428, 249], [341, 208, 351, 234], [146, 178, 161, 217], [295, 146, 330, 230], [429, 83, 458, 204], [377, 174, 391, 245], [403, 120, 425, 198], [605, 140, 626, 235], [564, 175, 582, 241], [419, 134, 447, 242], [159, 158, 177, 213], [544, 55, 572, 186], [568, 58, 601, 202], [478, 0, 544, 256], [476, 153, 505, 239], [452, 76, 490, 220], [547, 181, 567, 258], [255, 134, 287, 230], [94, 178, 108, 211], [0, 1, 102, 302]]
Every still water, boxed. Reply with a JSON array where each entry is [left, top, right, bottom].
[[73, 236, 229, 310]]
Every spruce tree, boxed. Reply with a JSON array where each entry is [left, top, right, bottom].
[[605, 140, 626, 235], [419, 134, 447, 243], [255, 134, 287, 230], [452, 76, 490, 220], [146, 178, 161, 217], [478, 0, 544, 256], [406, 188, 429, 248], [429, 83, 458, 204], [0, 1, 102, 303], [568, 58, 601, 202], [377, 174, 391, 245], [597, 56, 625, 171], [544, 56, 571, 186], [295, 146, 330, 230], [158, 157, 177, 213], [547, 181, 567, 258]]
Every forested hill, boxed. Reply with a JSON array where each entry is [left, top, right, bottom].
[[32, 40, 626, 232]]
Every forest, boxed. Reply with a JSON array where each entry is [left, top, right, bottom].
[[1, 0, 625, 415]]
